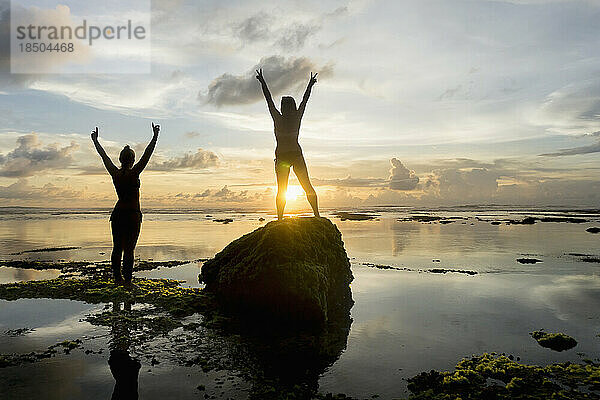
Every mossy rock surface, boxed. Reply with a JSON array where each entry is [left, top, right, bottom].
[[406, 353, 600, 399], [199, 217, 354, 324], [530, 330, 578, 352]]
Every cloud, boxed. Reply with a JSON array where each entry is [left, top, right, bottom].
[[424, 167, 500, 202], [275, 24, 321, 51], [0, 133, 78, 177], [201, 55, 333, 106], [0, 3, 34, 87], [184, 131, 204, 139], [166, 185, 271, 204], [0, 178, 82, 201], [2, 3, 90, 80], [313, 176, 387, 188], [389, 158, 419, 190], [194, 189, 211, 198], [232, 10, 325, 51], [313, 159, 420, 190], [539, 139, 600, 156], [534, 81, 600, 135], [148, 148, 218, 170], [233, 13, 272, 42]]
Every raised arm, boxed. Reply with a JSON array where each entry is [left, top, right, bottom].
[[132, 122, 159, 174], [91, 127, 118, 176], [298, 72, 317, 119], [256, 69, 281, 120]]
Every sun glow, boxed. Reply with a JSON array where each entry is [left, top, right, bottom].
[[285, 185, 304, 202]]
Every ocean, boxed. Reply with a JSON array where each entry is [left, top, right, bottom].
[[0, 206, 598, 399]]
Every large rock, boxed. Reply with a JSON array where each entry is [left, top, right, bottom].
[[199, 217, 354, 325]]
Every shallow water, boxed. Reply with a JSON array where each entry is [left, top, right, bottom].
[[0, 207, 599, 399]]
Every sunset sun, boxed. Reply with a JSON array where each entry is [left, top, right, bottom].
[[285, 185, 304, 202]]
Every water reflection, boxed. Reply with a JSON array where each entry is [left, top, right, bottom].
[[220, 286, 353, 398], [0, 266, 61, 283], [108, 301, 140, 400]]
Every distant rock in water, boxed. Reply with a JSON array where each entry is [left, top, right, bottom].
[[587, 227, 600, 234], [199, 217, 354, 325], [410, 215, 442, 222], [334, 212, 376, 221], [516, 258, 543, 264], [508, 216, 587, 225], [509, 217, 537, 225], [214, 218, 233, 224], [530, 330, 577, 352], [539, 217, 587, 223]]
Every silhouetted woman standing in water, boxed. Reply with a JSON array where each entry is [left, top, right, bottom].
[[257, 69, 320, 220], [91, 123, 159, 287]]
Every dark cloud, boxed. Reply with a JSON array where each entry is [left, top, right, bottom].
[[232, 10, 329, 51], [194, 189, 211, 198], [438, 85, 462, 100], [149, 148, 218, 170], [0, 133, 78, 177], [182, 185, 264, 203], [325, 6, 348, 18], [275, 24, 321, 51], [389, 158, 419, 190], [538, 81, 600, 134], [539, 139, 600, 156], [233, 13, 272, 42], [201, 55, 333, 106]]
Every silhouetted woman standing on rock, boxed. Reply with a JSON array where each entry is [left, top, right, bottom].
[[257, 68, 320, 220], [91, 123, 159, 287]]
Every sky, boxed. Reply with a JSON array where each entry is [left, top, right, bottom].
[[0, 0, 599, 209]]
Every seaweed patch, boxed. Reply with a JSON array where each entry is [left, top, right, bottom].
[[530, 330, 578, 352]]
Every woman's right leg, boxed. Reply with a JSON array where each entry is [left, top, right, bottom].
[[122, 215, 141, 283], [111, 220, 124, 283], [275, 161, 291, 220], [293, 155, 320, 218]]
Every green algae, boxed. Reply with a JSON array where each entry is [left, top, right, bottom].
[[0, 259, 202, 278], [405, 353, 600, 399], [0, 276, 212, 317], [530, 330, 578, 352]]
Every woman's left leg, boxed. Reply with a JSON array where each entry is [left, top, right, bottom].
[[122, 214, 141, 283], [110, 220, 124, 283], [293, 155, 320, 218], [275, 160, 291, 220]]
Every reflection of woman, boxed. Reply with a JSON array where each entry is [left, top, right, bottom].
[[256, 69, 320, 220], [91, 124, 159, 286], [108, 300, 141, 400]]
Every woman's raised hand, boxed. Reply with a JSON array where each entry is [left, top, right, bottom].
[[309, 72, 318, 86], [152, 122, 160, 138], [256, 68, 265, 83], [91, 127, 99, 141]]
